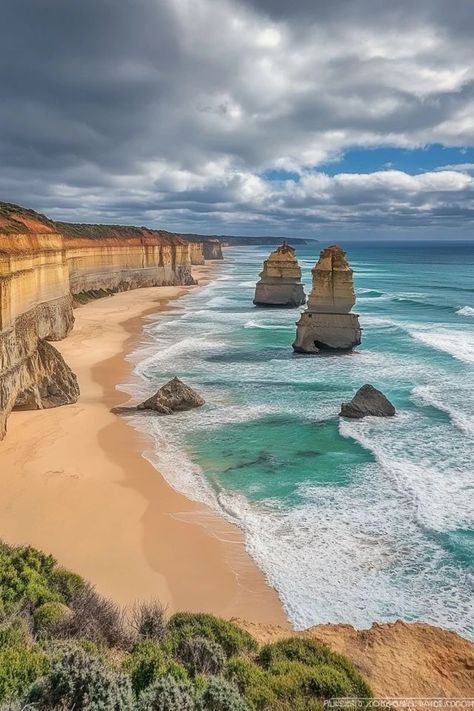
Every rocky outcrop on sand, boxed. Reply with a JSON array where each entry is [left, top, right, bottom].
[[237, 619, 474, 701], [340, 384, 395, 418], [293, 245, 361, 352], [137, 377, 205, 415], [254, 241, 306, 307], [13, 339, 79, 411]]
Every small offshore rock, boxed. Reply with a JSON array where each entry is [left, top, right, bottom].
[[340, 384, 395, 418], [137, 377, 205, 415]]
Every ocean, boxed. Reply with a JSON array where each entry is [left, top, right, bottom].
[[124, 241, 474, 639]]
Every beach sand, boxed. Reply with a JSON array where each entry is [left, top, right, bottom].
[[0, 266, 288, 625]]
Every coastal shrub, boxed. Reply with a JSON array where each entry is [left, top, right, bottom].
[[0, 617, 32, 648], [178, 635, 226, 676], [49, 566, 88, 603], [33, 602, 72, 639], [0, 646, 49, 705], [124, 640, 188, 695], [225, 657, 276, 710], [197, 676, 250, 711], [54, 584, 132, 649], [168, 613, 257, 658], [258, 638, 372, 699], [131, 600, 167, 642], [27, 647, 134, 710], [0, 544, 62, 613], [138, 674, 195, 711]]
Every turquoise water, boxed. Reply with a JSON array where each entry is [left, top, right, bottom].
[[128, 241, 474, 637]]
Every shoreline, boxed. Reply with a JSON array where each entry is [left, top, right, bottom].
[[0, 265, 288, 626]]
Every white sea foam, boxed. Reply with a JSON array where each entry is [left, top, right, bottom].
[[409, 328, 474, 364], [339, 413, 474, 532], [457, 305, 474, 317], [412, 384, 474, 438], [244, 319, 294, 330]]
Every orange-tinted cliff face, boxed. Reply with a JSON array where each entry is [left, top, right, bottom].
[[0, 202, 215, 439]]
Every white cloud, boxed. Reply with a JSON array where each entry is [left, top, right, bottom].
[[0, 0, 474, 233]]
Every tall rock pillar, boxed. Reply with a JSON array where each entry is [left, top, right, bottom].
[[253, 242, 306, 307], [292, 245, 361, 352]]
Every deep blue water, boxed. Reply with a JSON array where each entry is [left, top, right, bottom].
[[127, 241, 474, 637]]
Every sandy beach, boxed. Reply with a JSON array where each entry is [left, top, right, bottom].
[[0, 266, 287, 626]]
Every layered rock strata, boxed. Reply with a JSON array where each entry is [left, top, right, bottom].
[[293, 245, 361, 352], [0, 202, 215, 439], [57, 222, 197, 296], [253, 242, 306, 307]]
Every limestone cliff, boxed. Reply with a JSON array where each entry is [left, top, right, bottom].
[[254, 241, 306, 307], [0, 202, 214, 439], [56, 222, 197, 296], [202, 239, 223, 260], [0, 205, 77, 438], [293, 245, 361, 352]]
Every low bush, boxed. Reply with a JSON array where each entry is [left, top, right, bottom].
[[0, 617, 32, 648], [197, 676, 250, 711], [168, 613, 257, 658], [0, 646, 49, 705], [131, 601, 167, 642], [0, 544, 61, 613], [124, 640, 188, 695], [138, 674, 195, 711], [178, 635, 226, 676], [225, 656, 277, 710], [33, 601, 72, 639], [27, 647, 134, 710], [54, 584, 132, 649]]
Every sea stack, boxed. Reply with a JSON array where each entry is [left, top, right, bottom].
[[253, 242, 306, 307], [292, 245, 361, 353]]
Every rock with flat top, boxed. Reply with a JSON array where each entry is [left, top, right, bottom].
[[254, 241, 306, 307], [293, 245, 361, 352], [137, 377, 205, 415], [340, 384, 395, 418]]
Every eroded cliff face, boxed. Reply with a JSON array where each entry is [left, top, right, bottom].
[[0, 203, 212, 439], [0, 206, 77, 438], [57, 222, 197, 296], [202, 239, 223, 260]]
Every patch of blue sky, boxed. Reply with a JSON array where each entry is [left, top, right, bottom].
[[262, 145, 474, 182]]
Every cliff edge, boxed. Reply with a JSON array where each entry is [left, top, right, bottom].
[[237, 619, 474, 701]]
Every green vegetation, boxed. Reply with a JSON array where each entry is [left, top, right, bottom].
[[73, 288, 115, 304], [0, 542, 372, 709]]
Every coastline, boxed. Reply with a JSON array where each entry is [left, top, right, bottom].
[[0, 265, 288, 626]]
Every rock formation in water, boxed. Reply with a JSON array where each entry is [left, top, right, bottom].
[[137, 377, 205, 414], [340, 384, 395, 418], [292, 245, 361, 352], [253, 242, 306, 307], [0, 201, 220, 439]]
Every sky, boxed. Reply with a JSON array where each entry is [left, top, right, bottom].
[[1, 0, 474, 238]]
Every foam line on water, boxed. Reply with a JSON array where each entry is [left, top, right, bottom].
[[412, 384, 474, 438], [409, 328, 474, 364]]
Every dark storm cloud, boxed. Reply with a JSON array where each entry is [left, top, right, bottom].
[[0, 0, 473, 234]]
